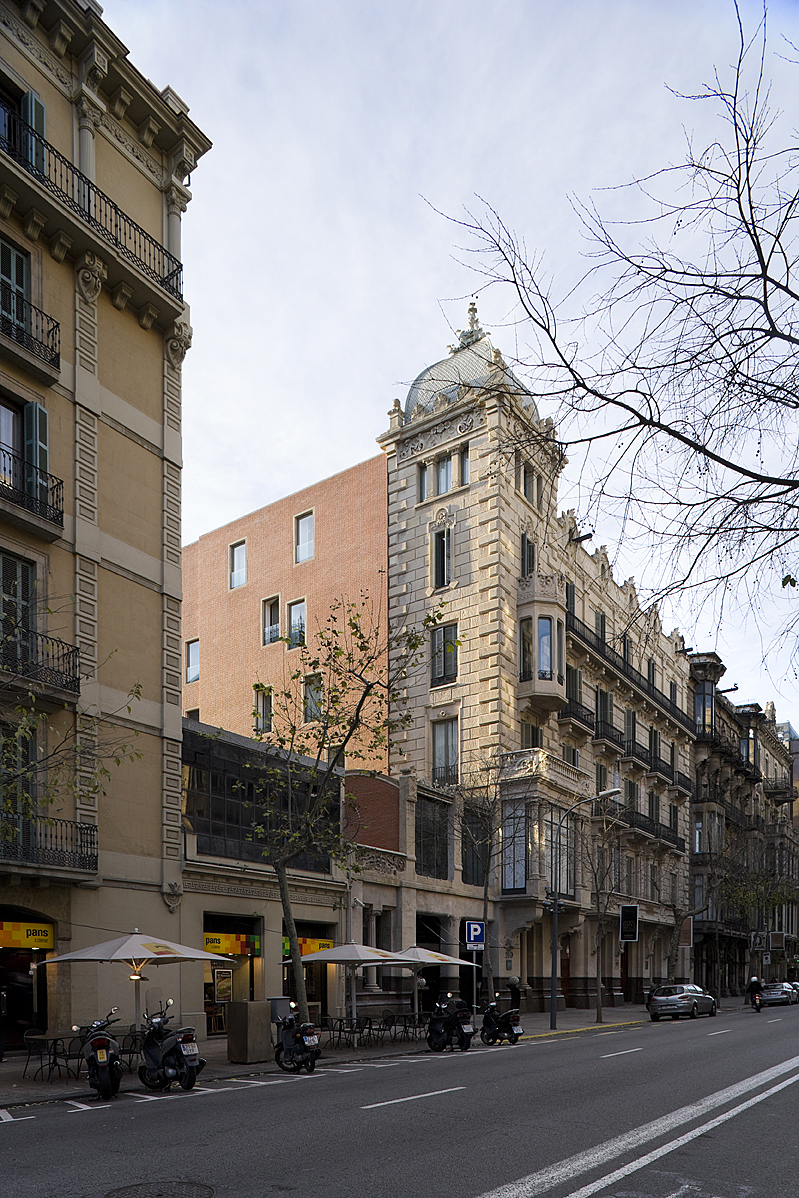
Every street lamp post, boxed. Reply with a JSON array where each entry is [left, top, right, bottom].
[[549, 787, 622, 1031]]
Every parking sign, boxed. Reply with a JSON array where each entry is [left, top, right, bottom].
[[466, 921, 485, 951]]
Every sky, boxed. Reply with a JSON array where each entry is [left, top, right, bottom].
[[100, 0, 799, 717]]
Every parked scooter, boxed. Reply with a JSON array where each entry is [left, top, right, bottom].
[[274, 1003, 319, 1074], [426, 993, 475, 1052], [137, 998, 206, 1091], [72, 1007, 124, 1100], [480, 998, 524, 1045]]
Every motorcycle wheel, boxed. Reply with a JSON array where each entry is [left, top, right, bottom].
[[138, 1064, 166, 1091], [110, 1063, 122, 1096], [480, 1028, 496, 1045], [304, 1055, 316, 1074], [458, 1034, 471, 1052], [427, 1034, 444, 1052], [179, 1066, 197, 1090], [97, 1066, 112, 1101], [275, 1045, 301, 1073], [507, 1032, 519, 1045]]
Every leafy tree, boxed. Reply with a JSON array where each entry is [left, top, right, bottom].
[[250, 594, 439, 1022]]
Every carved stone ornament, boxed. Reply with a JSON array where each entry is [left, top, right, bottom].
[[80, 43, 108, 93], [166, 184, 189, 219], [0, 8, 72, 89], [353, 848, 406, 875], [77, 95, 102, 133], [430, 508, 455, 530], [161, 881, 182, 913], [75, 251, 107, 304], [165, 319, 192, 369], [398, 439, 425, 462]]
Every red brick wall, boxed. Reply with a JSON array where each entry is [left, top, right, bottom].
[[345, 773, 400, 851], [182, 454, 388, 768]]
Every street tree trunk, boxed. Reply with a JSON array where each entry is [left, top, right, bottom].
[[275, 858, 309, 1023], [595, 918, 604, 1023]]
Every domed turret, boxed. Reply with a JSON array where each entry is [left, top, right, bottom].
[[404, 302, 539, 423]]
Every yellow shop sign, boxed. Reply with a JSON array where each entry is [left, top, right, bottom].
[[0, 920, 54, 949], [203, 932, 261, 957]]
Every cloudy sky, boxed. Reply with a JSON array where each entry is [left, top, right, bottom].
[[102, 0, 799, 714]]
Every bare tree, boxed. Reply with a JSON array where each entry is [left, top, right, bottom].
[[451, 5, 799, 645], [249, 594, 440, 1022], [579, 805, 627, 1023]]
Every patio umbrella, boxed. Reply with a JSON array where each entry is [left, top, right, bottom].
[[390, 946, 480, 1017], [37, 930, 233, 1029], [298, 944, 411, 1022]]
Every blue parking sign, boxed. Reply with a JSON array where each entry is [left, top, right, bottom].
[[466, 921, 485, 950]]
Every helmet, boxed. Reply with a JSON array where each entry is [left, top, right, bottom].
[[751, 976, 758, 982]]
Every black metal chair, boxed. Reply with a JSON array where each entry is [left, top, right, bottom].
[[121, 1025, 143, 1072], [22, 1029, 46, 1079], [52, 1035, 84, 1080]]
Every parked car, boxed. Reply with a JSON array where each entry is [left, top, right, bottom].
[[760, 983, 798, 1007], [649, 984, 716, 1021], [787, 981, 799, 998]]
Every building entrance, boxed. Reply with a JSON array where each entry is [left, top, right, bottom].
[[0, 908, 52, 1048]]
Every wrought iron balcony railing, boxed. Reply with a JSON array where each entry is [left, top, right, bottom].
[[674, 770, 693, 794], [0, 628, 80, 693], [557, 699, 595, 731], [0, 105, 182, 300], [652, 756, 674, 781], [263, 623, 281, 645], [622, 739, 652, 769], [566, 612, 694, 733], [432, 764, 458, 787], [0, 447, 63, 526], [0, 816, 97, 871], [0, 284, 60, 369], [593, 719, 624, 749]]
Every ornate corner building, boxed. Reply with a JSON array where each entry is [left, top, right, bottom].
[[0, 0, 210, 1043]]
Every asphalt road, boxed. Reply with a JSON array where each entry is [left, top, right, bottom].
[[2, 1005, 797, 1198]]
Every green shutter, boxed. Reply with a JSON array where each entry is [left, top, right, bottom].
[[24, 401, 48, 506], [20, 92, 45, 173]]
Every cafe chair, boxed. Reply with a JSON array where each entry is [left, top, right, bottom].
[[22, 1029, 46, 1079]]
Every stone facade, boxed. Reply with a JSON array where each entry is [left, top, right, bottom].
[[0, 0, 210, 1042]]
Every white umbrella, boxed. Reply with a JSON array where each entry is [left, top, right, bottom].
[[37, 930, 233, 1029], [298, 944, 411, 1022], [390, 946, 480, 1017]]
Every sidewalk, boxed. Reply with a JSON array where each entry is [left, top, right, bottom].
[[0, 1004, 652, 1110]]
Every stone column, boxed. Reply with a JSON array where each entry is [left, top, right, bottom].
[[363, 907, 380, 992], [166, 184, 189, 262]]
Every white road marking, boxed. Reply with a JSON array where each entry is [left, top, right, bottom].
[[0, 1109, 34, 1123], [559, 1071, 799, 1198], [707, 1030, 731, 1036], [227, 1078, 292, 1086], [66, 1100, 98, 1112], [768, 1018, 782, 1023], [600, 1048, 643, 1058], [361, 1086, 465, 1109], [475, 1052, 799, 1198]]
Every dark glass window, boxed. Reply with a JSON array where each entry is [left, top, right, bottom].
[[431, 623, 458, 686], [461, 809, 487, 887], [415, 796, 449, 879]]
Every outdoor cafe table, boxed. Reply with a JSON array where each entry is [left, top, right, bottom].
[[27, 1031, 81, 1082]]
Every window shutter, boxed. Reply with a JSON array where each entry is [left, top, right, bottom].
[[24, 401, 48, 506], [20, 92, 45, 173]]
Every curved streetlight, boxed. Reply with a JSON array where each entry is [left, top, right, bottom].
[[549, 787, 622, 1030]]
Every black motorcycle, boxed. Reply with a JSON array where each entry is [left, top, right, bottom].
[[479, 999, 524, 1045], [137, 998, 206, 1091], [426, 994, 474, 1052], [73, 1008, 124, 1100], [274, 1003, 319, 1074]]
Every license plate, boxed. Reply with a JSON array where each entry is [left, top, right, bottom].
[[512, 1025, 523, 1035], [462, 1025, 474, 1034], [303, 1035, 318, 1046], [96, 1049, 108, 1064], [181, 1043, 199, 1056]]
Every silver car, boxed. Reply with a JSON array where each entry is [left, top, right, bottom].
[[649, 983, 717, 1021], [760, 983, 798, 1007]]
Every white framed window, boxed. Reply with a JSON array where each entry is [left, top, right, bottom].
[[295, 512, 314, 563], [186, 640, 199, 684], [263, 596, 280, 644], [436, 455, 451, 494], [433, 527, 451, 588], [230, 540, 246, 588], [431, 623, 458, 686], [460, 446, 469, 485], [521, 532, 535, 577], [254, 686, 272, 733], [304, 673, 322, 722], [288, 600, 305, 648], [432, 717, 458, 786]]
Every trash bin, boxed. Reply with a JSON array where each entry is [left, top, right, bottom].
[[226, 1001, 269, 1064]]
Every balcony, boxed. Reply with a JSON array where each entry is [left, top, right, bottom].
[[593, 719, 624, 753], [557, 699, 595, 734], [0, 447, 63, 537], [432, 764, 458, 788], [673, 770, 692, 795], [0, 286, 60, 383], [763, 775, 795, 803], [566, 611, 694, 733], [263, 623, 281, 645], [0, 105, 182, 305], [622, 740, 653, 770], [0, 629, 80, 695], [651, 756, 674, 783], [0, 816, 97, 873], [501, 747, 591, 796]]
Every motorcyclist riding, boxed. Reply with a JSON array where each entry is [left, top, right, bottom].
[[746, 976, 762, 1010]]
